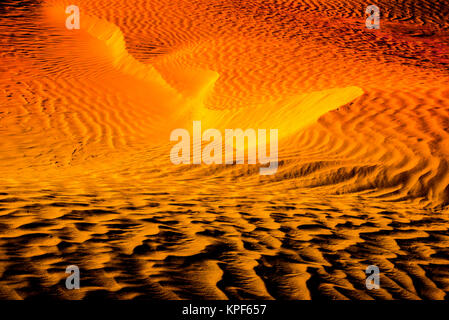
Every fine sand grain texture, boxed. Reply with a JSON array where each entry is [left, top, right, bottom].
[[0, 0, 448, 299]]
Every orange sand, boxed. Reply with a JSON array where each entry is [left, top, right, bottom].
[[0, 0, 448, 299]]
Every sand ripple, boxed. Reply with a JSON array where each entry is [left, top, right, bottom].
[[0, 0, 448, 299]]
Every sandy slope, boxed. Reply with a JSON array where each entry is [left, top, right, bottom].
[[0, 0, 448, 299]]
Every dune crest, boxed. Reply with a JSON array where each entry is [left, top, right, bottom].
[[0, 0, 448, 300]]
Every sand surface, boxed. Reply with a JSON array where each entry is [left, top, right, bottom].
[[0, 0, 448, 299]]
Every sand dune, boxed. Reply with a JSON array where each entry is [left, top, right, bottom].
[[0, 0, 448, 299]]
